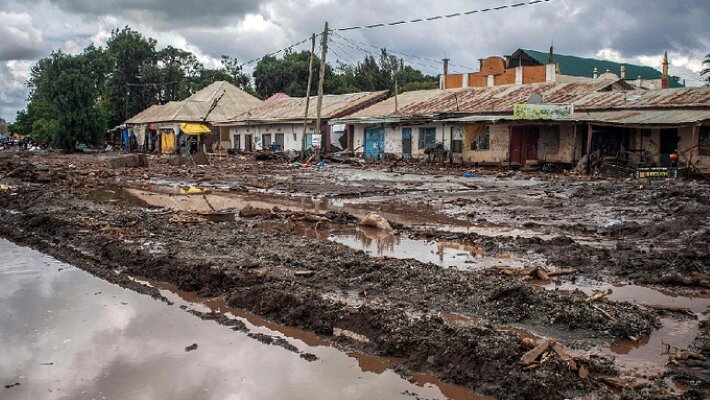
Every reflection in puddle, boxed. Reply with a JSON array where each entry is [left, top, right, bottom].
[[0, 239, 484, 400], [607, 318, 700, 376], [542, 281, 710, 315], [258, 222, 532, 270], [137, 278, 488, 400]]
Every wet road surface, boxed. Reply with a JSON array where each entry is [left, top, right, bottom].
[[0, 238, 479, 400]]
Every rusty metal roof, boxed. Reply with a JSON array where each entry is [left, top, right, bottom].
[[217, 91, 387, 125], [573, 87, 710, 110], [575, 109, 710, 125], [125, 81, 263, 125], [339, 79, 626, 121]]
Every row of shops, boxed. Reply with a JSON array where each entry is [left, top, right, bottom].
[[122, 78, 710, 174]]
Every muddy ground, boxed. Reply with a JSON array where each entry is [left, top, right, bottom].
[[0, 151, 708, 399]]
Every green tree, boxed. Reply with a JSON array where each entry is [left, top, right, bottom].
[[220, 55, 251, 90], [253, 50, 339, 98], [39, 51, 107, 151], [105, 26, 158, 127]]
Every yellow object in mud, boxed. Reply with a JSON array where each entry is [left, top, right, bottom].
[[179, 186, 208, 195], [0, 184, 9, 191], [180, 123, 212, 136]]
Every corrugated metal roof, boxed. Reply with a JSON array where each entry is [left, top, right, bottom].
[[573, 87, 710, 110], [125, 81, 263, 125], [339, 79, 625, 121], [218, 91, 387, 125], [576, 109, 710, 125], [439, 109, 710, 126]]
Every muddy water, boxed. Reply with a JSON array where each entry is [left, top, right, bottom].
[[542, 280, 710, 376], [258, 222, 535, 270], [0, 239, 483, 400], [139, 278, 492, 400]]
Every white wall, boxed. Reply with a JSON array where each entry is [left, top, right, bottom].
[[353, 123, 448, 158], [229, 123, 316, 151]]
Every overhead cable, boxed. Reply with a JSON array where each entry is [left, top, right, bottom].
[[334, 0, 553, 31]]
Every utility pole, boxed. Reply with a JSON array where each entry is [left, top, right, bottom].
[[301, 33, 316, 158], [314, 22, 328, 162], [394, 78, 399, 113]]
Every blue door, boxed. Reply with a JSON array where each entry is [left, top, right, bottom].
[[364, 127, 385, 160], [402, 128, 412, 160], [305, 134, 313, 150]]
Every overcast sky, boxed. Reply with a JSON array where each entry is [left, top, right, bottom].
[[0, 0, 708, 122]]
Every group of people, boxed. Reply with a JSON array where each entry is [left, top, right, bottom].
[[1, 136, 47, 151]]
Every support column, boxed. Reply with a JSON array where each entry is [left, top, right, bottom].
[[689, 125, 699, 169], [586, 123, 593, 175]]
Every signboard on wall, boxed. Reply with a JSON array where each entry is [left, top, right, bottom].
[[311, 134, 321, 148], [513, 104, 573, 120]]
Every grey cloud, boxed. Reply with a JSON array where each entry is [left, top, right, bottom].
[[0, 11, 49, 61], [46, 0, 263, 28]]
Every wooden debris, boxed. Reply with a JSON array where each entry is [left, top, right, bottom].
[[294, 270, 315, 277], [578, 365, 589, 379], [521, 337, 537, 350], [521, 339, 553, 366], [547, 268, 577, 277], [532, 267, 549, 281], [586, 289, 613, 303], [249, 268, 267, 278], [591, 304, 617, 322], [551, 342, 578, 371], [647, 304, 694, 316]]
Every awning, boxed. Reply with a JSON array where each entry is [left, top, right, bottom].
[[180, 123, 212, 135]]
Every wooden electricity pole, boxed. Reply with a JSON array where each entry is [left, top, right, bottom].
[[314, 22, 329, 162], [301, 33, 316, 158]]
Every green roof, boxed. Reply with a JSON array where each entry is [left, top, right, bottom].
[[522, 49, 684, 88]]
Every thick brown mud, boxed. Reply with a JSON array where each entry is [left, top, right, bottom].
[[1, 153, 708, 399]]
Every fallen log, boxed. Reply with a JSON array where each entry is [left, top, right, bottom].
[[586, 289, 613, 303]]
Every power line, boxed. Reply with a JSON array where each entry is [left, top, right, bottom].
[[330, 34, 445, 74], [334, 0, 553, 31], [332, 31, 475, 72], [238, 34, 318, 68]]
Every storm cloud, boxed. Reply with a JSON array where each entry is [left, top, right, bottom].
[[0, 0, 708, 122]]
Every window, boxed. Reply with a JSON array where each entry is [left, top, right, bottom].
[[418, 127, 437, 149], [471, 126, 490, 150], [699, 127, 710, 156]]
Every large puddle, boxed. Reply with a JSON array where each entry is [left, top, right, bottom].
[[258, 222, 534, 270], [0, 238, 487, 400], [541, 280, 710, 377]]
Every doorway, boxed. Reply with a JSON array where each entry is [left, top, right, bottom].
[[402, 128, 412, 160], [244, 134, 253, 152], [364, 127, 385, 160], [659, 128, 679, 167], [510, 126, 539, 165]]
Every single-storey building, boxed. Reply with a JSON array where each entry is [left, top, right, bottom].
[[332, 80, 710, 173], [124, 81, 263, 154], [215, 91, 387, 152]]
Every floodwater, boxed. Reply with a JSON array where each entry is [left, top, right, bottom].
[[542, 280, 710, 376], [0, 238, 485, 400], [256, 222, 535, 270]]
